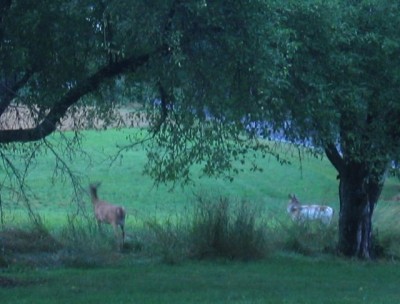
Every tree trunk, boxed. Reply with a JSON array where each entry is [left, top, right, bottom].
[[337, 163, 384, 259]]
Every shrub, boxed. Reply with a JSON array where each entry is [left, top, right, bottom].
[[0, 223, 62, 268], [142, 218, 190, 264], [190, 196, 230, 258], [141, 196, 270, 263], [372, 205, 400, 260], [281, 221, 337, 256], [0, 225, 61, 254], [58, 215, 122, 268], [60, 216, 112, 250], [227, 201, 270, 260], [372, 229, 400, 260], [189, 196, 269, 260]]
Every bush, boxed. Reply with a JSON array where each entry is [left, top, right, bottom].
[[372, 205, 400, 260], [141, 196, 270, 262], [372, 229, 400, 260], [0, 225, 61, 254], [142, 218, 190, 264], [60, 216, 112, 250], [14, 195, 400, 267], [281, 221, 337, 256], [0, 223, 62, 268], [138, 206, 188, 263], [58, 216, 123, 268], [189, 196, 269, 260], [189, 196, 230, 258]]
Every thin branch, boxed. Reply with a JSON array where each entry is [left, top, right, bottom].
[[42, 138, 88, 218], [110, 81, 174, 168], [0, 148, 42, 224], [109, 132, 153, 166]]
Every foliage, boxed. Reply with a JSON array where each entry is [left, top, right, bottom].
[[137, 196, 270, 263], [2, 0, 400, 259], [189, 196, 269, 260], [3, 129, 400, 263], [143, 218, 190, 264], [282, 222, 337, 256], [2, 129, 400, 273], [58, 215, 125, 268], [128, 0, 400, 187], [0, 226, 60, 254], [273, 0, 400, 169]]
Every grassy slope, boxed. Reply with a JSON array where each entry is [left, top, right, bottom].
[[3, 128, 400, 253], [4, 128, 398, 230], [3, 129, 341, 226]]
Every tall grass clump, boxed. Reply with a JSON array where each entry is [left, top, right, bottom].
[[141, 217, 190, 264], [189, 196, 269, 260], [372, 203, 400, 259], [1, 225, 60, 254], [58, 215, 123, 268], [280, 221, 337, 256], [141, 195, 270, 263], [0, 222, 61, 268]]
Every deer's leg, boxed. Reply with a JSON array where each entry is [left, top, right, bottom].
[[120, 225, 125, 246], [111, 223, 123, 250]]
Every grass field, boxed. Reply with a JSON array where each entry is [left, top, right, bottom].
[[2, 128, 399, 230], [1, 257, 400, 304], [1, 129, 342, 226], [1, 128, 400, 303]]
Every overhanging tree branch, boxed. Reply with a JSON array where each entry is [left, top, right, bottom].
[[0, 47, 165, 144], [324, 143, 344, 174]]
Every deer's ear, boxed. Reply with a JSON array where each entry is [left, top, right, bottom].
[[89, 182, 102, 189]]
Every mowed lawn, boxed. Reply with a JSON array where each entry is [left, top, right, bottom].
[[1, 257, 399, 304], [1, 129, 400, 303]]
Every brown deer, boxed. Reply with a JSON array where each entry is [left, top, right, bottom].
[[89, 183, 126, 248]]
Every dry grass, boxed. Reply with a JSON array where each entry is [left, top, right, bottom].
[[0, 103, 147, 131]]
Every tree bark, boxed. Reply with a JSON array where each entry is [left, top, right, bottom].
[[325, 144, 385, 259], [338, 164, 372, 258]]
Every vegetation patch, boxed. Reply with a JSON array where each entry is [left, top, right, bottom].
[[136, 196, 274, 264], [188, 196, 269, 260], [281, 222, 337, 256], [0, 275, 45, 289], [0, 227, 61, 254], [0, 276, 21, 288]]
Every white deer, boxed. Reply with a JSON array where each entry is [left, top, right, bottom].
[[287, 194, 334, 225], [89, 183, 126, 247]]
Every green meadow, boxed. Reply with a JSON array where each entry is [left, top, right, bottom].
[[2, 129, 341, 226], [1, 128, 400, 303]]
